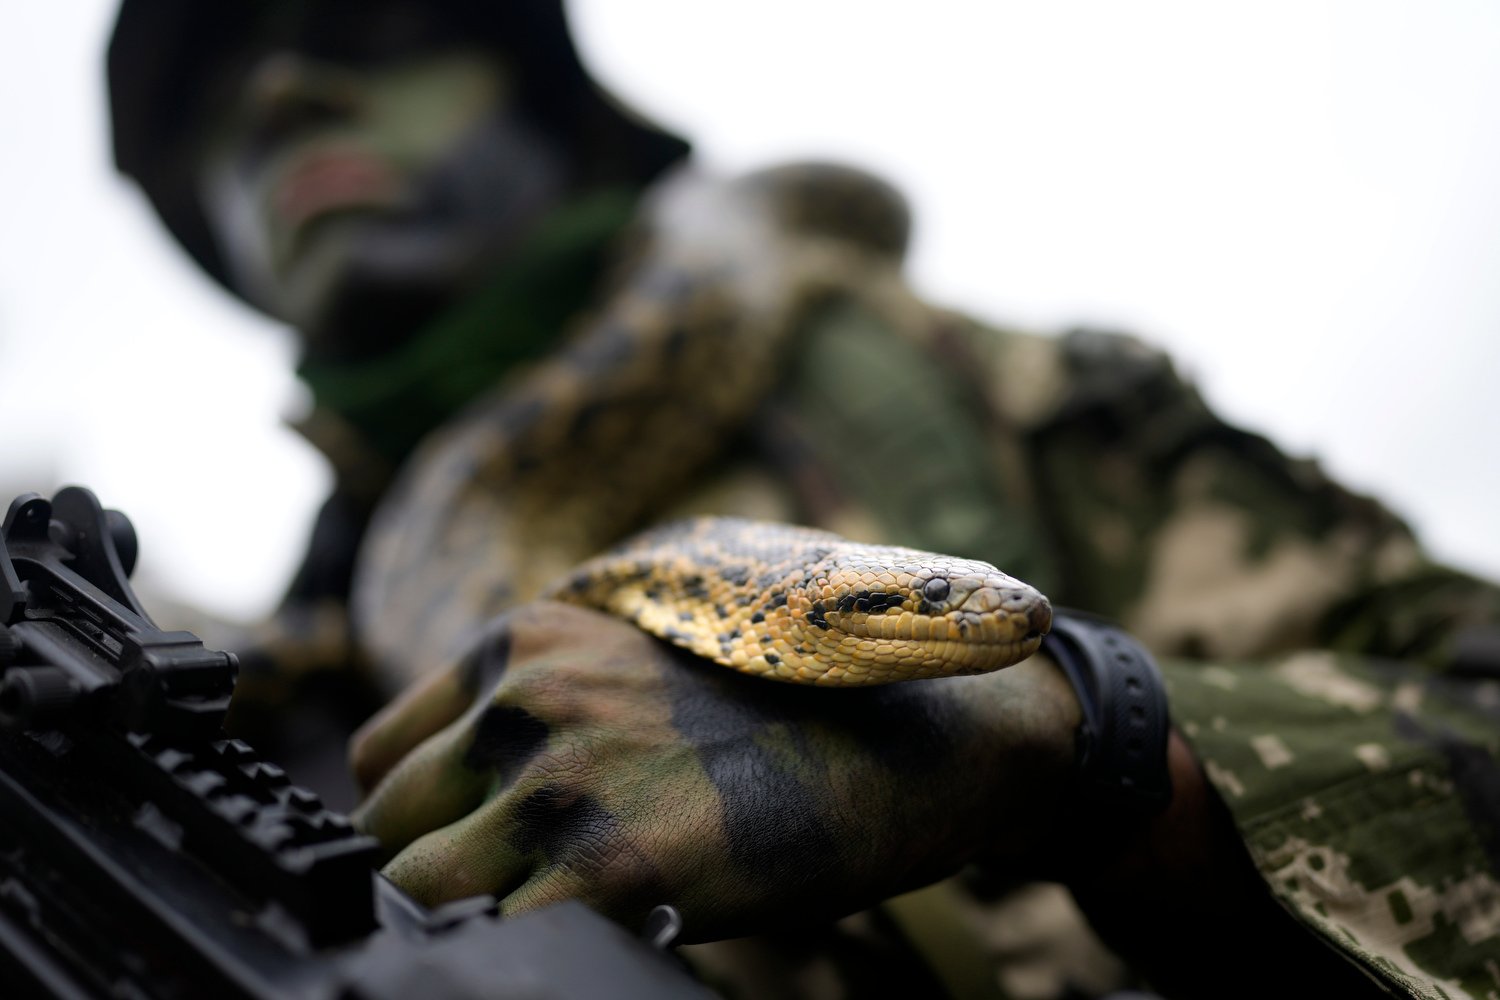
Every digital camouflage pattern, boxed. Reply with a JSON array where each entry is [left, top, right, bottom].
[[1164, 654, 1500, 999], [254, 165, 1500, 999], [763, 282, 1500, 999], [923, 303, 1500, 999]]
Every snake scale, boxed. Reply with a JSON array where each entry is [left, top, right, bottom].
[[351, 165, 1051, 687]]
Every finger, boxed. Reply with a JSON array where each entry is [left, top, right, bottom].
[[493, 791, 687, 932], [350, 715, 489, 856], [498, 852, 686, 937], [497, 866, 590, 920], [349, 615, 518, 792], [349, 663, 471, 793], [382, 795, 537, 907]]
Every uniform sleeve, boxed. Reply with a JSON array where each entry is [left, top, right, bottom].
[[981, 326, 1500, 667], [971, 325, 1500, 998]]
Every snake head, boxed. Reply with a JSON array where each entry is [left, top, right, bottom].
[[914, 570, 1052, 635], [789, 549, 1053, 684], [554, 517, 1052, 687]]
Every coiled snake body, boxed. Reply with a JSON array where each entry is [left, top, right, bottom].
[[353, 165, 1050, 688]]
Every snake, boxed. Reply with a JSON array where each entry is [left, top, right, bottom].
[[548, 517, 1051, 686], [351, 165, 1051, 688]]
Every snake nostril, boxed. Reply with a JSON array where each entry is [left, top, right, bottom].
[[1025, 601, 1053, 641]]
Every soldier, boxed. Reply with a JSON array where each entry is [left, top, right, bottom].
[[107, 2, 1500, 997]]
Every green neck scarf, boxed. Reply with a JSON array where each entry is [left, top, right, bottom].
[[297, 188, 638, 467]]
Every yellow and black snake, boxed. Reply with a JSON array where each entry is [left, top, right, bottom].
[[351, 165, 1049, 687], [550, 517, 1049, 686]]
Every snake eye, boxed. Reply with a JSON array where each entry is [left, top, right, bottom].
[[923, 578, 950, 602]]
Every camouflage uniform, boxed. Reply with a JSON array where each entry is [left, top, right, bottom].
[[919, 316, 1500, 1000], [248, 164, 1500, 998]]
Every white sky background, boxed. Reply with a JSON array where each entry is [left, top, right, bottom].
[[1, 1, 1497, 622]]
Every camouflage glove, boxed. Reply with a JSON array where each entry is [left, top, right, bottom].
[[348, 600, 1081, 941]]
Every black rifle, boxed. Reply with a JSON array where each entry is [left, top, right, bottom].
[[0, 487, 711, 999]]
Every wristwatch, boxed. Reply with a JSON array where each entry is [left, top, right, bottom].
[[1042, 610, 1173, 813]]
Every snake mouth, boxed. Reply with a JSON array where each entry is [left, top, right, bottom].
[[835, 604, 1050, 646], [813, 603, 1050, 677], [911, 629, 1048, 668]]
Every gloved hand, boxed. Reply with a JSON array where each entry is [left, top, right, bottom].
[[349, 600, 1082, 941]]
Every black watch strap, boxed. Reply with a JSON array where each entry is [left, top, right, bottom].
[[1042, 610, 1172, 813]]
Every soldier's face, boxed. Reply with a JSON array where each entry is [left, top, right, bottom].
[[193, 5, 571, 357]]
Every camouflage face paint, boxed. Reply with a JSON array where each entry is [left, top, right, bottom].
[[194, 28, 569, 355], [661, 668, 840, 888], [464, 703, 550, 789]]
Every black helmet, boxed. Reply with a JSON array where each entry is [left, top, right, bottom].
[[107, 0, 689, 294]]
